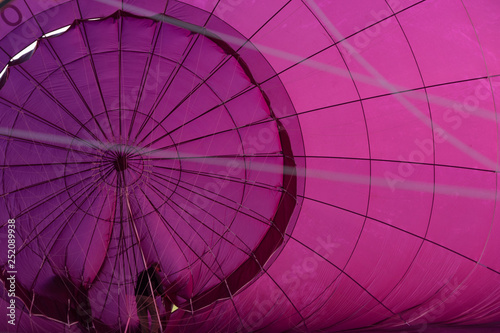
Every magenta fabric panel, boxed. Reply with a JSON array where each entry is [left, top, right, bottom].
[[0, 0, 499, 332]]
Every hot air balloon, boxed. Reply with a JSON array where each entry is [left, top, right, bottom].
[[0, 0, 499, 332]]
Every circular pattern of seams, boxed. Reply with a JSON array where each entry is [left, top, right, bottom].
[[1, 44, 278, 268], [60, 109, 182, 219], [0, 5, 305, 315]]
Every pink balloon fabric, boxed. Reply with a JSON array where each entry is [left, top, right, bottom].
[[0, 0, 499, 332]]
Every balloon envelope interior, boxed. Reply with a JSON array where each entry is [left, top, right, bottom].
[[0, 0, 499, 332]]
